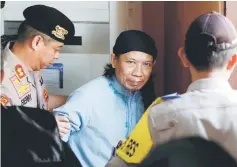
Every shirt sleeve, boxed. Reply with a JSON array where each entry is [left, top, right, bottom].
[[148, 102, 200, 145], [52, 89, 92, 142]]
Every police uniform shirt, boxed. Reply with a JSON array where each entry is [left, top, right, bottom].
[[106, 78, 237, 167], [1, 42, 49, 110]]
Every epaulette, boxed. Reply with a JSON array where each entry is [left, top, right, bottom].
[[149, 93, 181, 108], [161, 93, 181, 101]]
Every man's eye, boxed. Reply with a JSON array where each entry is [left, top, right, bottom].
[[144, 62, 152, 67], [127, 61, 135, 64]]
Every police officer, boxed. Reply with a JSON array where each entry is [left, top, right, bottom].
[[106, 12, 237, 166], [1, 5, 75, 110]]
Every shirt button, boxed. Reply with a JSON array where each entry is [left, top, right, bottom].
[[125, 122, 129, 128]]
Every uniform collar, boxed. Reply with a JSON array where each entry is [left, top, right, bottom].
[[3, 42, 16, 59], [187, 77, 232, 92], [109, 75, 141, 98], [3, 42, 28, 69]]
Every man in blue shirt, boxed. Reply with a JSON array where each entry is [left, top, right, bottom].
[[53, 30, 158, 167]]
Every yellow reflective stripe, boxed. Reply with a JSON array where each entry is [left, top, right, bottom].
[[116, 97, 164, 164]]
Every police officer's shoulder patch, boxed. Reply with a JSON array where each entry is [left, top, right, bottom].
[[1, 95, 10, 106], [15, 64, 26, 79]]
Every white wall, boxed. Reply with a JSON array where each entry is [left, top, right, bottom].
[[109, 1, 129, 53], [0, 7, 4, 36], [3, 1, 109, 22], [109, 1, 143, 53]]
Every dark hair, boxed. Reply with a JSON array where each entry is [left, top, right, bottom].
[[1, 34, 17, 50], [17, 21, 53, 44], [103, 55, 156, 110], [139, 137, 237, 167], [185, 34, 237, 71]]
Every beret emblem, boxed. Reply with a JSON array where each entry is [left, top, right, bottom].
[[51, 25, 68, 40]]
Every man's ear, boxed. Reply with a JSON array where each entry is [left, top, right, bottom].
[[31, 35, 43, 51], [178, 47, 190, 68], [227, 54, 237, 70], [111, 53, 116, 68], [1, 71, 4, 82]]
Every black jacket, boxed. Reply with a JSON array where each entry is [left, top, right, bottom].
[[2, 105, 82, 167]]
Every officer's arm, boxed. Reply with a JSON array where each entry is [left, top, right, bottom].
[[148, 103, 198, 145], [106, 110, 153, 167], [48, 94, 68, 111], [106, 101, 181, 167], [52, 90, 92, 142]]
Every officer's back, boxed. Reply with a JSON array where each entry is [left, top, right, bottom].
[[149, 78, 237, 157], [146, 11, 237, 160]]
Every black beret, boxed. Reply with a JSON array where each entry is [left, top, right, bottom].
[[23, 5, 75, 44], [113, 30, 158, 60]]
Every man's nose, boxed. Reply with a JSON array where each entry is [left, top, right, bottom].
[[132, 64, 143, 77], [54, 52, 59, 59]]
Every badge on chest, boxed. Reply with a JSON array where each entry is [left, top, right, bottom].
[[10, 75, 31, 98], [21, 94, 32, 105]]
